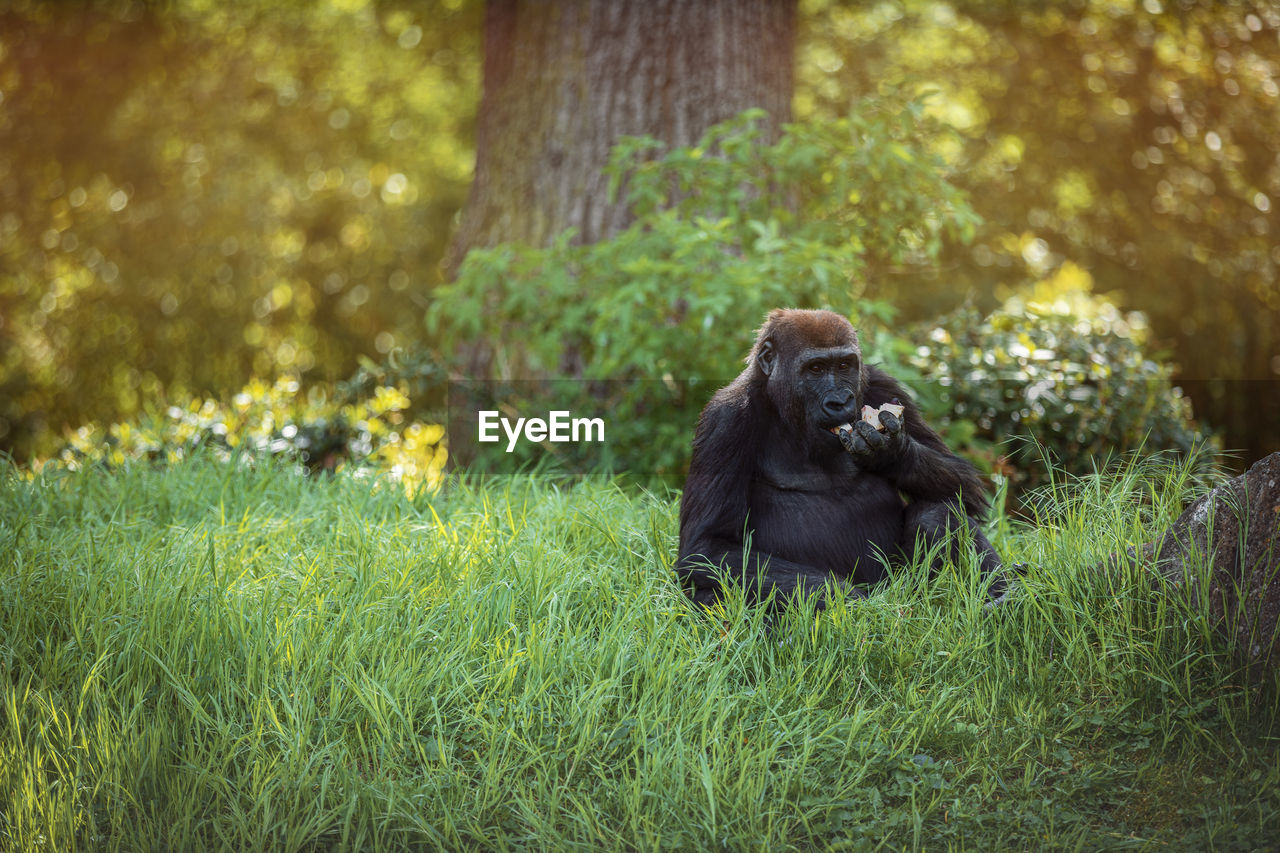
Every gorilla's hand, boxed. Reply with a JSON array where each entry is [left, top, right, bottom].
[[839, 410, 909, 470]]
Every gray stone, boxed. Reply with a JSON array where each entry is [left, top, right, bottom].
[[1128, 452, 1280, 672]]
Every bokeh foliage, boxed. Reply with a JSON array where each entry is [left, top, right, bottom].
[[1, 0, 1272, 468], [798, 0, 1280, 459], [0, 0, 479, 460], [43, 105, 1209, 495]]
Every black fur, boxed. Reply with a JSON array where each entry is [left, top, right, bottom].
[[676, 308, 1004, 608]]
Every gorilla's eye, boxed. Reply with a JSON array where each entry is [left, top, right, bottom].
[[807, 363, 825, 375], [837, 360, 851, 371]]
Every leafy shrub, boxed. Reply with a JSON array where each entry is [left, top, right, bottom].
[[430, 100, 978, 476], [902, 267, 1216, 496], [51, 368, 448, 492]]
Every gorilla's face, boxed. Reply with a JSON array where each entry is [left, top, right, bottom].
[[753, 311, 864, 447]]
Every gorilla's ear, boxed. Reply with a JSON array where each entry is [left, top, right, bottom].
[[757, 339, 776, 377]]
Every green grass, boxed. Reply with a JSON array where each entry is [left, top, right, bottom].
[[1, 455, 1277, 851]]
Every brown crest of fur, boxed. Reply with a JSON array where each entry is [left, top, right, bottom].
[[751, 308, 858, 364]]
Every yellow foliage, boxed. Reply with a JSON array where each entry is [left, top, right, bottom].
[[51, 374, 447, 494]]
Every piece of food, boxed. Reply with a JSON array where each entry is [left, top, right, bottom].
[[829, 402, 903, 436], [860, 402, 905, 432]]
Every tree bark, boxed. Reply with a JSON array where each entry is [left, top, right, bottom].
[[444, 0, 797, 277]]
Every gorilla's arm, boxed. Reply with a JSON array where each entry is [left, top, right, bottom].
[[676, 382, 855, 604], [862, 366, 990, 520]]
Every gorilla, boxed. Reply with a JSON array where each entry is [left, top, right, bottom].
[[677, 308, 1008, 609]]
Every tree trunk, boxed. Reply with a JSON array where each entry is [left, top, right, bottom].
[[444, 0, 796, 277]]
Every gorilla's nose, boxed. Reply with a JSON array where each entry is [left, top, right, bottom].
[[823, 392, 853, 416]]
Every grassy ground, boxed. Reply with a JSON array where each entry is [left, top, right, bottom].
[[1, 456, 1277, 851]]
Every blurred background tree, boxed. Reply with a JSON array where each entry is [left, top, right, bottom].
[[1, 0, 1274, 470], [446, 0, 796, 279], [444, 0, 797, 379]]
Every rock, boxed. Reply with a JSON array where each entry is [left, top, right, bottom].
[[1131, 452, 1280, 672]]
